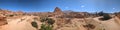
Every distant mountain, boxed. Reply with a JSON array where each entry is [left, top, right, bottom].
[[63, 10, 74, 13]]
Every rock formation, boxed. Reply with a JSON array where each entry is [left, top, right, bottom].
[[48, 7, 64, 17], [53, 7, 63, 14], [0, 16, 7, 26]]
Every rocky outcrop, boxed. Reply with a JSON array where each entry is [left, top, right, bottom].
[[47, 7, 64, 17], [0, 16, 7, 26], [63, 12, 90, 18], [53, 7, 63, 14], [53, 18, 87, 30]]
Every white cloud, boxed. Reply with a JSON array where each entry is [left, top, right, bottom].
[[81, 5, 85, 8], [65, 7, 69, 9], [113, 8, 115, 9]]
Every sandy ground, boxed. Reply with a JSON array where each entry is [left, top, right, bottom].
[[0, 16, 37, 30], [0, 16, 120, 30], [89, 17, 120, 30]]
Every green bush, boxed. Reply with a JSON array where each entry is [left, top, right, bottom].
[[40, 24, 53, 30], [40, 17, 55, 25], [47, 18, 55, 25], [40, 24, 46, 30], [103, 14, 111, 19], [40, 17, 54, 30], [45, 25, 52, 30], [31, 21, 38, 28], [99, 13, 112, 21], [40, 17, 48, 22]]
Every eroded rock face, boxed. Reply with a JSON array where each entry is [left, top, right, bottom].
[[0, 16, 7, 26]]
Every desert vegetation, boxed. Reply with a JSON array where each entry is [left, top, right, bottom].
[[40, 17, 55, 25], [31, 21, 38, 29], [40, 17, 55, 30], [98, 12, 112, 21], [40, 24, 53, 30]]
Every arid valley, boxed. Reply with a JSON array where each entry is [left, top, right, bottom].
[[0, 7, 120, 30]]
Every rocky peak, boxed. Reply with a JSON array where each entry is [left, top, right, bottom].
[[53, 7, 63, 14]]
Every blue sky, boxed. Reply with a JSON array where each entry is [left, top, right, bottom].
[[0, 0, 120, 13]]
